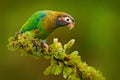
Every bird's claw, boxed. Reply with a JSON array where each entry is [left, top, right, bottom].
[[41, 42, 49, 50], [41, 42, 50, 52]]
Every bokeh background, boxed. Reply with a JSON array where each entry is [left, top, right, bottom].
[[0, 0, 120, 80]]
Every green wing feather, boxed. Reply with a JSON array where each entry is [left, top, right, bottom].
[[20, 11, 46, 32]]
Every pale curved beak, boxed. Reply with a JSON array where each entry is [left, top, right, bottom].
[[67, 22, 75, 30]]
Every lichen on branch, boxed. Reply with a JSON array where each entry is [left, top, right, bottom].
[[7, 31, 105, 80]]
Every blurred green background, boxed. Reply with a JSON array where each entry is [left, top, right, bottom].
[[0, 0, 120, 80]]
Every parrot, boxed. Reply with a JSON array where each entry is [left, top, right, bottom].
[[19, 10, 75, 49]]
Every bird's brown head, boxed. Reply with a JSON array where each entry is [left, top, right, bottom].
[[55, 12, 75, 30]]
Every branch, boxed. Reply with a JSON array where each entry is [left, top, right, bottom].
[[7, 31, 105, 80]]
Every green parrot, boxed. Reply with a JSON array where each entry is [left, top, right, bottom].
[[19, 10, 75, 48], [20, 10, 75, 39]]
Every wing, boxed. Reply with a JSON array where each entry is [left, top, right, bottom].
[[20, 11, 46, 32]]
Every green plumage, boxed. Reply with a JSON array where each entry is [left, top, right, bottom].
[[20, 11, 48, 39], [20, 11, 45, 32]]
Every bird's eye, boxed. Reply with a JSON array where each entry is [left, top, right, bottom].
[[66, 19, 69, 21], [64, 17, 72, 23]]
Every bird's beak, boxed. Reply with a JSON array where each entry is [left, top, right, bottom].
[[67, 22, 75, 30]]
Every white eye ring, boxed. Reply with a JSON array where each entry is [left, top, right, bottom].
[[64, 17, 72, 23]]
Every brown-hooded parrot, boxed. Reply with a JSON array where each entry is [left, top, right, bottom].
[[19, 10, 75, 49]]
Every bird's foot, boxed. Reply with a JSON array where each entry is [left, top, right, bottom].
[[40, 40, 50, 52]]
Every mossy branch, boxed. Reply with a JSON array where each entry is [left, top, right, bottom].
[[7, 31, 105, 80]]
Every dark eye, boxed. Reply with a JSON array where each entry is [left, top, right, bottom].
[[64, 17, 72, 23], [67, 19, 69, 21]]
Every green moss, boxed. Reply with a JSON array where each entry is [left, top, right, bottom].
[[7, 32, 106, 80]]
